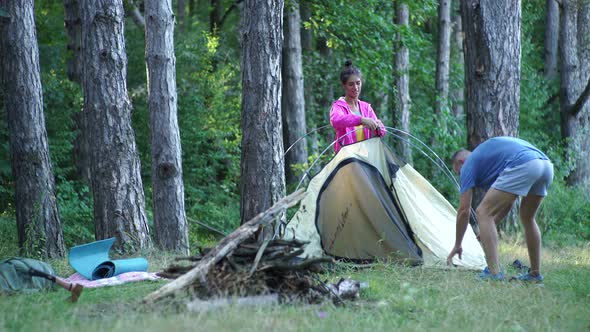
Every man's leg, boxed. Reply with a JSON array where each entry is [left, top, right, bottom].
[[476, 189, 518, 275], [519, 194, 544, 276]]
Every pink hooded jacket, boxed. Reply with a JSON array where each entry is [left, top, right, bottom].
[[330, 97, 386, 153]]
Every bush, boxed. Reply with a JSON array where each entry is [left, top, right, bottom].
[[537, 180, 590, 245]]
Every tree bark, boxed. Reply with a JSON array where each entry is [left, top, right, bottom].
[[316, 36, 334, 147], [544, 0, 559, 79], [145, 0, 189, 253], [435, 0, 452, 123], [0, 0, 65, 258], [210, 0, 223, 32], [239, 0, 286, 238], [282, 0, 308, 186], [64, 0, 83, 83], [461, 0, 521, 148], [451, 13, 464, 117], [559, 0, 590, 189], [64, 0, 92, 186], [80, 0, 151, 250], [178, 0, 186, 32], [299, 0, 313, 52], [393, 1, 412, 163], [461, 0, 522, 231]]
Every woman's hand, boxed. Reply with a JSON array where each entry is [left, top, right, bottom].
[[361, 117, 379, 130]]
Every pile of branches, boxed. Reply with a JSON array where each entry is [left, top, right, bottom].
[[143, 190, 358, 306], [158, 238, 332, 303]]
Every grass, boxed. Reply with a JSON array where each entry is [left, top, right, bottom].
[[1, 240, 589, 332]]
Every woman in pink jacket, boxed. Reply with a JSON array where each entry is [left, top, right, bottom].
[[330, 60, 385, 153]]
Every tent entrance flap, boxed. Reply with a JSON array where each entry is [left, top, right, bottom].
[[315, 159, 422, 264]]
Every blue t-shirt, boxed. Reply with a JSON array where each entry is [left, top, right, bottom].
[[459, 137, 549, 193]]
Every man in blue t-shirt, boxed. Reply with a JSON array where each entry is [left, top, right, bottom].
[[447, 137, 553, 282]]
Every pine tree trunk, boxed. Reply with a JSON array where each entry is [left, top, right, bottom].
[[282, 0, 308, 186], [393, 1, 412, 163], [451, 13, 464, 117], [146, 0, 189, 253], [300, 0, 317, 170], [0, 0, 65, 258], [559, 0, 590, 191], [64, 0, 83, 83], [64, 0, 92, 186], [210, 0, 222, 32], [461, 0, 522, 232], [300, 0, 313, 52], [544, 0, 559, 79], [239, 0, 286, 238], [177, 0, 186, 32], [80, 0, 151, 250], [435, 0, 452, 123]]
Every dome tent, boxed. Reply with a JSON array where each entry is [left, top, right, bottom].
[[284, 137, 485, 269]]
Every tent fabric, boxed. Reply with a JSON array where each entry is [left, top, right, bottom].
[[316, 159, 422, 264], [68, 238, 148, 280], [0, 257, 55, 293], [285, 138, 486, 270]]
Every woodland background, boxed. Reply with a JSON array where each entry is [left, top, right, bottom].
[[0, 0, 589, 259]]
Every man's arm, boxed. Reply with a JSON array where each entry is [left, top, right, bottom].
[[455, 189, 473, 247], [447, 189, 473, 265]]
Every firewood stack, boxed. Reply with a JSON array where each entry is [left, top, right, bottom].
[[158, 238, 333, 303], [143, 190, 348, 305]]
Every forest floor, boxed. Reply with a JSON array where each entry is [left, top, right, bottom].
[[1, 240, 589, 332]]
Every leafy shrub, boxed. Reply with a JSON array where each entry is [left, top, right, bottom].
[[537, 180, 590, 244]]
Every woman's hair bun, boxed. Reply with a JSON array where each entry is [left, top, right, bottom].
[[344, 60, 353, 67]]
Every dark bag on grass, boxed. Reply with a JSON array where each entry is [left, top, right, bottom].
[[0, 257, 55, 293]]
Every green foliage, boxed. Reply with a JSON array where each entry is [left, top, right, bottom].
[[537, 180, 590, 244], [0, 216, 18, 258]]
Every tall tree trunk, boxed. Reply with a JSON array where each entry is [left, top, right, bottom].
[[282, 0, 308, 186], [64, 0, 83, 83], [239, 0, 286, 238], [64, 0, 92, 186], [461, 0, 522, 232], [451, 13, 464, 117], [435, 0, 452, 126], [559, 0, 590, 191], [316, 36, 334, 147], [544, 0, 559, 79], [393, 1, 412, 163], [146, 0, 189, 253], [81, 0, 151, 250], [188, 0, 196, 19], [210, 0, 223, 32], [300, 0, 317, 169], [0, 0, 65, 258], [177, 0, 186, 32], [299, 0, 312, 52]]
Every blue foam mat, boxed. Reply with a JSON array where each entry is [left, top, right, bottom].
[[68, 238, 148, 280]]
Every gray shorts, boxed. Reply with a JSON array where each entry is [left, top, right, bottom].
[[492, 159, 554, 196]]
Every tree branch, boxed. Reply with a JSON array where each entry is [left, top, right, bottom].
[[142, 189, 306, 304], [569, 75, 590, 117], [218, 0, 243, 32], [125, 0, 145, 29]]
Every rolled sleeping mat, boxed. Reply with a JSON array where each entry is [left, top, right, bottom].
[[90, 257, 148, 280], [68, 238, 148, 280]]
